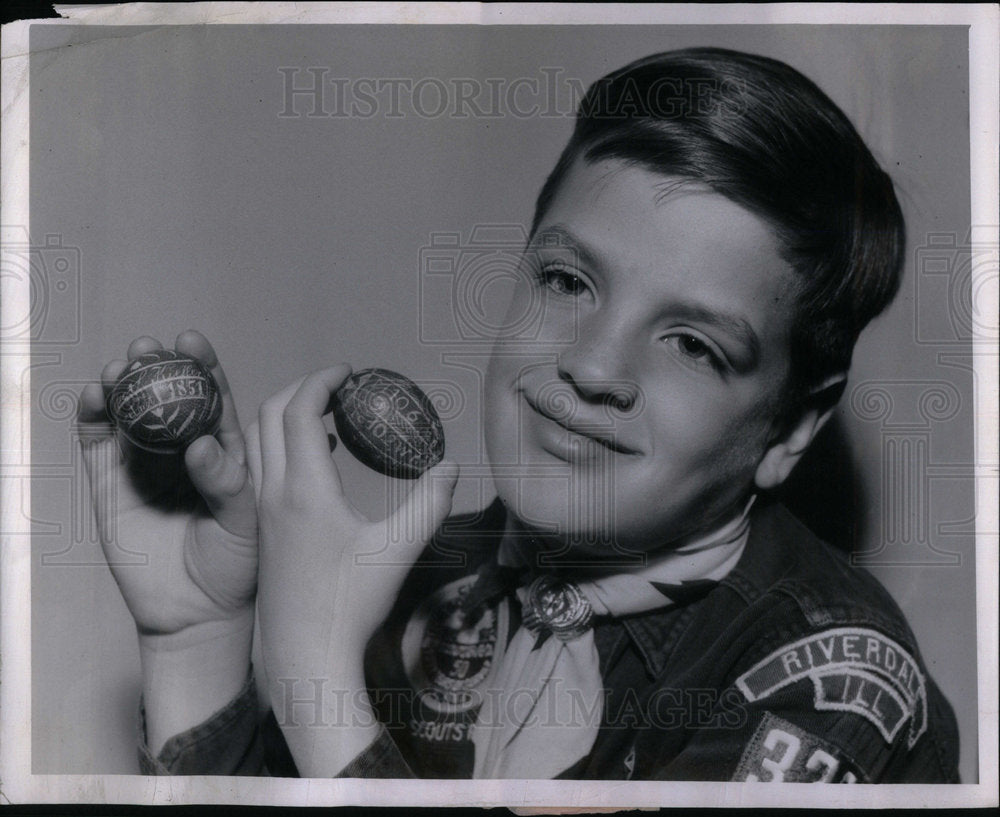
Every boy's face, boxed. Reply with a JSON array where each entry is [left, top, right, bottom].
[[483, 158, 800, 556]]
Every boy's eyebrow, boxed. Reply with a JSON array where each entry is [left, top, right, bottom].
[[665, 303, 761, 365], [530, 224, 761, 365], [528, 225, 604, 270]]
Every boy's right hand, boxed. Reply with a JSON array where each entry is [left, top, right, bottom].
[[246, 364, 459, 776], [77, 331, 258, 641]]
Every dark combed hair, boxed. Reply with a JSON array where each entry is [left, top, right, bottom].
[[531, 48, 905, 411]]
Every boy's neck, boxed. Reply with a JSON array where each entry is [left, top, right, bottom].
[[497, 494, 757, 579]]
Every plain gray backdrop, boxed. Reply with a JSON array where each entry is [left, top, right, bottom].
[[28, 24, 977, 781]]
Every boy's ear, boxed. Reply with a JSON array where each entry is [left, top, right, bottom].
[[754, 372, 847, 491]]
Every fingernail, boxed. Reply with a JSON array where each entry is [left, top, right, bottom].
[[191, 436, 221, 467]]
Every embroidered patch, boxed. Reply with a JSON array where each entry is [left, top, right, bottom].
[[400, 574, 509, 715], [735, 628, 927, 749], [733, 712, 865, 782]]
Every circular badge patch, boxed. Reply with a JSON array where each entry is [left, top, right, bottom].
[[401, 574, 509, 715]]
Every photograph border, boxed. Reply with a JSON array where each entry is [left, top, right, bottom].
[[1, 2, 996, 808]]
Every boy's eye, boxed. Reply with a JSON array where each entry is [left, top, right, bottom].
[[679, 334, 710, 358], [664, 333, 726, 371], [538, 263, 587, 297]]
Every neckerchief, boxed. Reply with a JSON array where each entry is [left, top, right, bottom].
[[470, 496, 756, 779]]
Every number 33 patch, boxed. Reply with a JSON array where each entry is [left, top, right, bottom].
[[734, 713, 865, 783]]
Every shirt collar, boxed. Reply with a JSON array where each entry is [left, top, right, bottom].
[[492, 496, 756, 675], [615, 498, 786, 677]]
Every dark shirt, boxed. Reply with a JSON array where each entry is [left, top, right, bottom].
[[139, 498, 960, 782]]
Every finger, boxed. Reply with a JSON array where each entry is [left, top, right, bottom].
[[283, 364, 352, 483], [258, 374, 309, 490], [126, 335, 164, 360], [185, 436, 257, 539], [101, 359, 129, 398], [98, 360, 153, 466], [101, 336, 163, 402], [387, 460, 459, 551], [100, 356, 180, 468], [77, 382, 112, 426], [175, 330, 245, 464], [244, 420, 263, 503]]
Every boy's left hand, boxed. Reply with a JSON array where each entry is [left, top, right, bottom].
[[246, 364, 458, 775]]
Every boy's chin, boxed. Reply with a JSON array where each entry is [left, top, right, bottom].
[[498, 491, 657, 567], [506, 519, 657, 570]]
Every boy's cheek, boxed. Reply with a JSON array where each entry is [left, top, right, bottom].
[[481, 344, 777, 543], [482, 355, 514, 430], [497, 279, 582, 349]]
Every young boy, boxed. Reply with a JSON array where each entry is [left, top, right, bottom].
[[78, 47, 959, 782]]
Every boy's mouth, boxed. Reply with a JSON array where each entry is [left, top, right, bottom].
[[522, 391, 640, 457]]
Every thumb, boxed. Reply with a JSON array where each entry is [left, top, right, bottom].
[[388, 460, 459, 552], [185, 435, 257, 539]]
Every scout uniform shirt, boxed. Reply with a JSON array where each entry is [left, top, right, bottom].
[[138, 498, 960, 782]]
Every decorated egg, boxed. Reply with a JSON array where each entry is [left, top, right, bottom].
[[331, 368, 445, 479], [107, 349, 223, 453]]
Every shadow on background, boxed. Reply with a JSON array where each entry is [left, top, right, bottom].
[[776, 414, 868, 554]]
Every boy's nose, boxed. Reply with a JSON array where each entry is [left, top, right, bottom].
[[555, 326, 639, 413], [558, 373, 637, 413]]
